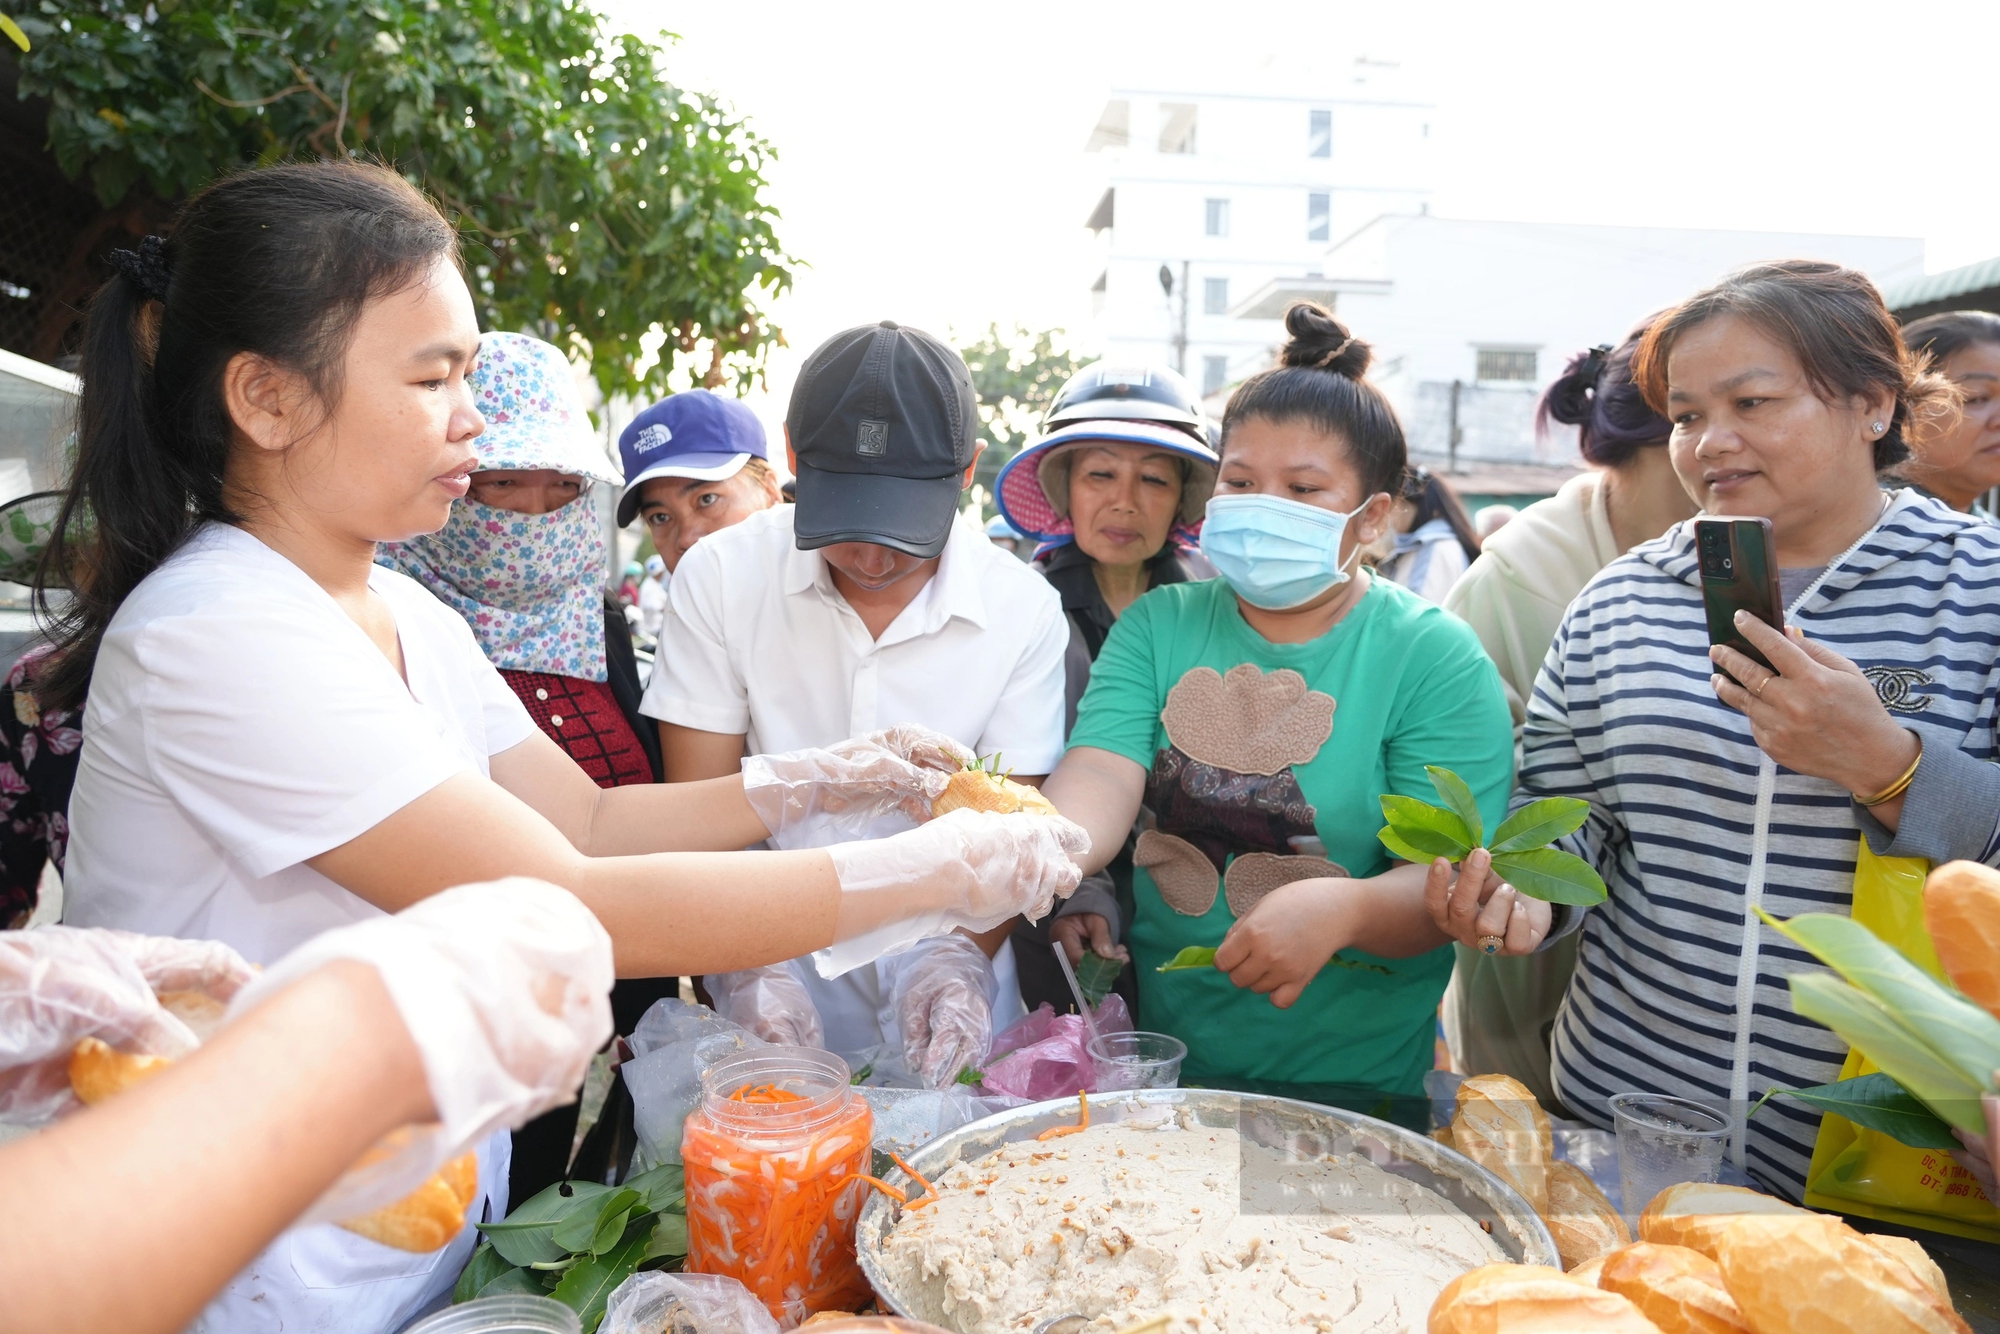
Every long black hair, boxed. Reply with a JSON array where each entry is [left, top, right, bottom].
[[36, 160, 459, 712], [1220, 302, 1407, 498], [1400, 466, 1482, 561]]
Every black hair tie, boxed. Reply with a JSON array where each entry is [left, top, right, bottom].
[[1577, 343, 1613, 392], [106, 235, 172, 303]]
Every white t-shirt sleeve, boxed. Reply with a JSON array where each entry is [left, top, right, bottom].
[[135, 600, 476, 881], [641, 540, 750, 735], [972, 586, 1068, 774]]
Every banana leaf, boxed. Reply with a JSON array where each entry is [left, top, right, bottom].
[[1379, 795, 1473, 858], [1489, 797, 1590, 855], [1425, 766, 1484, 848], [1488, 847, 1607, 906], [1750, 1072, 1959, 1150], [1787, 972, 1990, 1135], [1763, 910, 2000, 1091]]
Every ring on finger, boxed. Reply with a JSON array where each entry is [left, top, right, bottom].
[[1753, 673, 1772, 699], [1477, 934, 1504, 955]]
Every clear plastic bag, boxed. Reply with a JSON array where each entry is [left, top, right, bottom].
[[599, 1271, 780, 1334], [622, 998, 770, 1171], [976, 995, 1133, 1101]]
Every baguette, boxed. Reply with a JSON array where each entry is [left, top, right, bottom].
[[1428, 1263, 1662, 1333], [931, 766, 1057, 818], [1636, 1182, 1805, 1261], [1923, 860, 2000, 1020], [1452, 1074, 1553, 1216], [337, 1152, 481, 1253], [1712, 1213, 1968, 1334], [1545, 1160, 1629, 1270], [68, 1036, 173, 1104], [1595, 1242, 1750, 1334], [1869, 1236, 1949, 1306]]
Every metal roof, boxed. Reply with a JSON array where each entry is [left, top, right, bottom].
[[1882, 255, 2000, 312]]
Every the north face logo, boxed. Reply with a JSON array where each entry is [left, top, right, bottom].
[[857, 420, 889, 456], [632, 424, 673, 454]]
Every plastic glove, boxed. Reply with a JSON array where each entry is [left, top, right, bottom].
[[893, 934, 994, 1089], [0, 927, 256, 1125], [225, 877, 614, 1225], [815, 807, 1090, 977], [704, 962, 824, 1049], [741, 724, 975, 841]]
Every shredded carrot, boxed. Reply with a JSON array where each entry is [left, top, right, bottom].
[[727, 1081, 808, 1104], [855, 1174, 907, 1205], [1036, 1089, 1090, 1141], [888, 1150, 938, 1209]]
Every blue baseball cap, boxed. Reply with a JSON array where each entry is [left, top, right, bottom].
[[615, 390, 770, 527]]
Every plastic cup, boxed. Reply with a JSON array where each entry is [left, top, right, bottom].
[[1610, 1092, 1731, 1223], [401, 1295, 581, 1334], [1088, 1030, 1187, 1091]]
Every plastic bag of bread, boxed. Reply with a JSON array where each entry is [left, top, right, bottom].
[[1452, 1074, 1553, 1215], [1712, 1212, 1969, 1334], [1545, 1160, 1629, 1269], [1594, 1242, 1750, 1334], [0, 925, 254, 1124], [1428, 1263, 1661, 1333], [338, 1149, 479, 1252], [1637, 1182, 1805, 1261]]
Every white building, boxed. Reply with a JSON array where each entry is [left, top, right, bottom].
[[1233, 215, 1928, 476], [1081, 61, 1433, 398]]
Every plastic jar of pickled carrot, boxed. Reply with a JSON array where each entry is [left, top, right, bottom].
[[682, 1047, 875, 1324]]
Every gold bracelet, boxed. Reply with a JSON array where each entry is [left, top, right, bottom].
[[1857, 737, 1923, 807]]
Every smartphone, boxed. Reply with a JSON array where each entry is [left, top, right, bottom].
[[1696, 517, 1783, 671]]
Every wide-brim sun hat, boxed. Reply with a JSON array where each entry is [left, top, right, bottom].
[[995, 420, 1219, 543], [468, 332, 622, 487]]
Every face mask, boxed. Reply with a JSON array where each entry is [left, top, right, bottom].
[[1199, 492, 1372, 611]]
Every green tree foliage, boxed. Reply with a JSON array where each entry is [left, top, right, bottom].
[[12, 0, 794, 400], [955, 323, 1088, 515]]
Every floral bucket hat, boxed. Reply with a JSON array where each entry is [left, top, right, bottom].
[[467, 332, 622, 484]]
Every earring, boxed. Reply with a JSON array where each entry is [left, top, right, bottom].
[[1872, 421, 1886, 434]]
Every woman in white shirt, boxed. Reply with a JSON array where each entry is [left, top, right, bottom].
[[45, 161, 1082, 1332]]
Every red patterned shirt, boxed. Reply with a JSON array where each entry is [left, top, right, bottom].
[[501, 669, 653, 789]]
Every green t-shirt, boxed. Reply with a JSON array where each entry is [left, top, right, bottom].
[[1067, 575, 1513, 1098]]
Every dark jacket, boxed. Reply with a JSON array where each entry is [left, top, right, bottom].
[[1036, 540, 1215, 735]]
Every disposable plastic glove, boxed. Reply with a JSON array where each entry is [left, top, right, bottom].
[[0, 926, 256, 1125], [893, 934, 994, 1089], [741, 724, 975, 841], [225, 877, 614, 1225], [815, 807, 1090, 977], [704, 962, 825, 1049]]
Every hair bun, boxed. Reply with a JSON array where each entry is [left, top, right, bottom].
[[1539, 345, 1609, 428], [1279, 301, 1372, 380]]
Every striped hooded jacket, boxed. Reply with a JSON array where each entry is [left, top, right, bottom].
[[1523, 490, 2000, 1200]]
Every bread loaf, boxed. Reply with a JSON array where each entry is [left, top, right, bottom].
[[1452, 1074, 1553, 1216], [1637, 1182, 1805, 1261], [1545, 1160, 1630, 1269], [1595, 1242, 1750, 1334], [1923, 860, 2000, 1020], [931, 767, 1058, 817], [338, 1152, 481, 1253], [68, 1036, 173, 1104], [1869, 1236, 1950, 1305], [1428, 1263, 1662, 1333], [1565, 1254, 1608, 1288], [1712, 1213, 1968, 1334], [158, 989, 230, 1042]]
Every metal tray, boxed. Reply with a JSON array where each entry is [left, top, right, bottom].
[[856, 1087, 1559, 1324]]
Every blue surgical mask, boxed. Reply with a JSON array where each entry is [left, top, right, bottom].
[[1199, 492, 1372, 610]]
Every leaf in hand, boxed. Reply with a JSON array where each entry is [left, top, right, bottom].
[[1379, 795, 1473, 857], [1488, 797, 1589, 855], [1377, 824, 1451, 866], [1074, 950, 1124, 1006], [1488, 848, 1607, 905], [1157, 946, 1218, 972], [1751, 1072, 1960, 1149], [1425, 766, 1484, 848]]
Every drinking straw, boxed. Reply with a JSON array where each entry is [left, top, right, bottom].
[[1051, 941, 1104, 1055]]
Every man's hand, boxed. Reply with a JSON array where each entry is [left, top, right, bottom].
[[1050, 913, 1127, 966]]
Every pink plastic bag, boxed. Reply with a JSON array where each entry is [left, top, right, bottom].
[[977, 995, 1132, 1100]]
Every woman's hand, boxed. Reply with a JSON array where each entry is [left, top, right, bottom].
[[1423, 848, 1551, 957], [1214, 878, 1353, 1010], [1709, 612, 1919, 805], [1051, 913, 1128, 965]]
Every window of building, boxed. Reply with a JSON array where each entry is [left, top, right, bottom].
[[1192, 354, 1224, 396], [1475, 348, 1539, 383], [1309, 109, 1331, 157], [1159, 102, 1198, 155], [1085, 99, 1130, 152], [1307, 193, 1330, 242], [1203, 277, 1228, 316], [1204, 198, 1229, 237]]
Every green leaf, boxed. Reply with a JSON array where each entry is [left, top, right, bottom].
[[639, 1211, 688, 1263], [1377, 824, 1453, 865], [480, 1181, 618, 1267], [0, 14, 28, 52], [1489, 797, 1590, 855], [1761, 910, 2000, 1093], [1379, 795, 1473, 857], [1157, 946, 1218, 972], [1787, 973, 1989, 1135], [955, 1064, 982, 1085], [1424, 767, 1483, 848], [1754, 1073, 1961, 1150], [621, 1163, 684, 1217], [1074, 951, 1124, 1007], [476, 1266, 554, 1299], [1488, 848, 1607, 906], [552, 1187, 642, 1256], [453, 1240, 513, 1304], [550, 1225, 651, 1334]]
